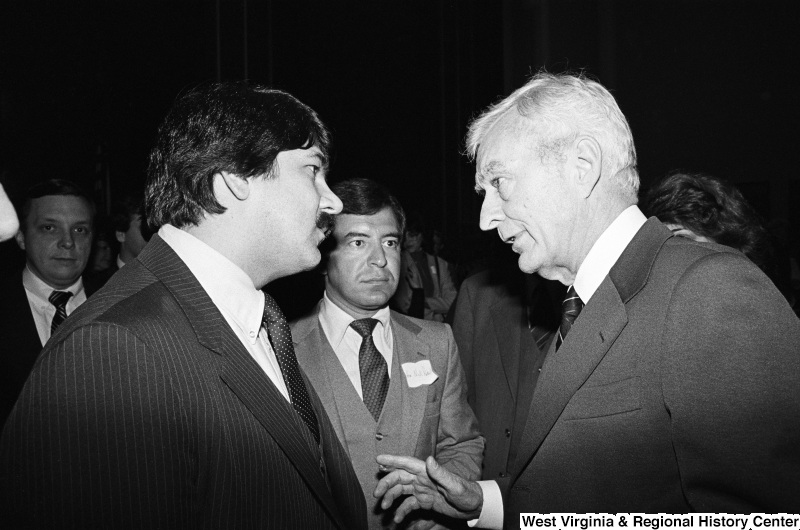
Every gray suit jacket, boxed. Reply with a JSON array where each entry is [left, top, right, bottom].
[[292, 307, 484, 522], [1, 236, 367, 530], [500, 218, 800, 523]]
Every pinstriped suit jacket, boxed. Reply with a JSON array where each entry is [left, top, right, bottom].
[[0, 236, 368, 530]]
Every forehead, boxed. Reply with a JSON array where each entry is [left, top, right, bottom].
[[277, 146, 325, 167], [27, 195, 93, 223], [333, 208, 400, 237], [475, 115, 537, 179]]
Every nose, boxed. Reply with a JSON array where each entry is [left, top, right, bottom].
[[318, 179, 343, 215], [369, 244, 387, 268], [58, 229, 75, 249], [479, 192, 504, 232]]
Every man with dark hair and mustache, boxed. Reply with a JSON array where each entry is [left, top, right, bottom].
[[291, 178, 483, 530], [1, 83, 367, 530]]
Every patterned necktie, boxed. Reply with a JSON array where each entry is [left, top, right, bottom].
[[49, 290, 73, 333], [262, 292, 320, 444], [350, 318, 390, 422], [555, 286, 584, 351]]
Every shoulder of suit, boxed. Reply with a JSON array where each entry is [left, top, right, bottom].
[[289, 307, 321, 342], [391, 310, 450, 336], [54, 268, 168, 338]]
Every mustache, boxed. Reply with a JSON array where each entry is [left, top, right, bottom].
[[316, 212, 335, 240]]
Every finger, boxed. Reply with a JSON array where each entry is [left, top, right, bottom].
[[374, 468, 417, 498], [393, 494, 421, 524], [380, 483, 413, 509], [408, 519, 437, 530], [377, 454, 427, 474]]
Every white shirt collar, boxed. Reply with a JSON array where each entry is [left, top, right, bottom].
[[22, 265, 84, 302], [573, 205, 647, 303], [158, 224, 265, 343], [319, 291, 392, 349]]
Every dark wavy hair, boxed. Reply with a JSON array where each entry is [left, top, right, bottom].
[[642, 171, 770, 270], [318, 178, 406, 260], [145, 82, 330, 229]]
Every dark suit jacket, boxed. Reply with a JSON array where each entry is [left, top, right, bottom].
[[500, 219, 800, 522], [83, 262, 119, 296], [0, 236, 367, 530], [0, 272, 42, 427], [451, 268, 561, 480]]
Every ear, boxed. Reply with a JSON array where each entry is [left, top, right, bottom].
[[116, 230, 126, 243], [14, 229, 25, 250], [218, 171, 251, 201], [574, 136, 603, 198]]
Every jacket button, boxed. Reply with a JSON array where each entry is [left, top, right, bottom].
[[499, 472, 507, 478], [505, 429, 511, 437], [375, 432, 384, 441]]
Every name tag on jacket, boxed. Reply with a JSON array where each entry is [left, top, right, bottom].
[[402, 360, 438, 388]]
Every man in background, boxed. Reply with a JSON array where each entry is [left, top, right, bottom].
[[0, 179, 94, 426], [451, 265, 562, 481], [292, 178, 482, 529], [1, 82, 367, 529], [84, 193, 149, 294], [392, 215, 457, 322]]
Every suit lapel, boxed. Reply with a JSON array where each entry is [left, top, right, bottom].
[[512, 218, 672, 476], [388, 313, 430, 456], [293, 315, 350, 454], [513, 279, 627, 475], [139, 237, 346, 528]]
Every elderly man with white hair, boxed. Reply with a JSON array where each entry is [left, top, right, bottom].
[[374, 72, 800, 526]]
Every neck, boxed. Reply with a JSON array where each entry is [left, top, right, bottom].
[[568, 192, 635, 282]]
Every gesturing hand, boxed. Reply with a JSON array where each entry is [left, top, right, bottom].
[[373, 454, 484, 525]]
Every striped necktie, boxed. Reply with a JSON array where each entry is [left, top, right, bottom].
[[49, 290, 73, 333], [350, 318, 390, 422], [555, 286, 584, 351]]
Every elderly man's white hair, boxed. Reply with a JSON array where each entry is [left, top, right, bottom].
[[466, 72, 639, 198]]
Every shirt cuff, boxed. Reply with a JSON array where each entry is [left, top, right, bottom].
[[467, 480, 503, 529]]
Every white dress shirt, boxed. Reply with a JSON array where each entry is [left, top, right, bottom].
[[159, 224, 290, 402], [471, 205, 648, 529], [22, 266, 87, 346], [318, 292, 393, 398]]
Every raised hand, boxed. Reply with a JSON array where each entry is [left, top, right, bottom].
[[373, 454, 484, 524]]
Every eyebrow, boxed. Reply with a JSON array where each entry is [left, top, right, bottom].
[[342, 230, 402, 240], [37, 216, 91, 224], [473, 160, 509, 192], [306, 149, 328, 168]]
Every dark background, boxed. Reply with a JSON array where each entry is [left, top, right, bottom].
[[2, 0, 799, 278]]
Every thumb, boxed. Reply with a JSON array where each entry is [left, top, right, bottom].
[[425, 456, 458, 493]]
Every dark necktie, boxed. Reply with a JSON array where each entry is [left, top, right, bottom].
[[350, 318, 390, 422], [262, 292, 320, 444], [555, 286, 584, 351], [49, 290, 73, 333]]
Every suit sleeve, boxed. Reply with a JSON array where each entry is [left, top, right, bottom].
[[1, 322, 196, 528], [425, 256, 458, 317], [661, 252, 800, 511], [434, 324, 485, 481], [391, 251, 415, 313], [450, 278, 477, 408]]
